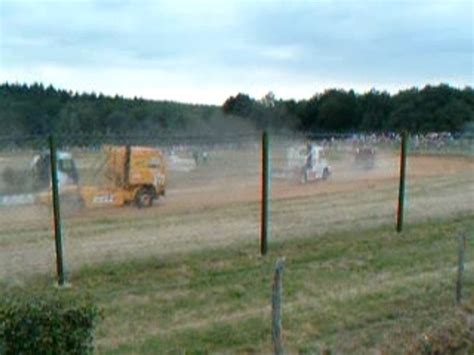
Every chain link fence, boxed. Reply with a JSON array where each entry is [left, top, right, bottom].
[[0, 135, 55, 282], [270, 133, 400, 241], [0, 132, 473, 284]]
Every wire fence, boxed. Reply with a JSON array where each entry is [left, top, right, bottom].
[[0, 132, 473, 283]]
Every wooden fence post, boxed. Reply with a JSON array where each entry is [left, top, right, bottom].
[[397, 131, 408, 232], [49, 135, 66, 286], [456, 234, 466, 305], [261, 131, 270, 255], [272, 258, 285, 355]]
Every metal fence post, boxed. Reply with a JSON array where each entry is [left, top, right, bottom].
[[261, 131, 270, 255], [272, 258, 285, 355], [397, 131, 408, 232], [49, 135, 66, 286], [456, 234, 466, 305]]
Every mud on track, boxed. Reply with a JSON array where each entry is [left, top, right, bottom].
[[1, 151, 473, 281]]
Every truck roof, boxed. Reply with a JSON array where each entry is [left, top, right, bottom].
[[32, 151, 73, 160], [57, 151, 73, 159]]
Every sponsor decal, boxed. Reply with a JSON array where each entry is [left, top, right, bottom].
[[0, 194, 36, 206], [92, 194, 115, 204]]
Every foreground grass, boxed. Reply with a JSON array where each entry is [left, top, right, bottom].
[[2, 215, 474, 354]]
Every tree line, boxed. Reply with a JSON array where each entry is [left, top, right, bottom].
[[0, 83, 220, 138], [223, 85, 474, 133], [0, 82, 472, 138]]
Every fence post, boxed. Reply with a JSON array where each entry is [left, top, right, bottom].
[[261, 131, 270, 255], [456, 234, 466, 305], [272, 257, 285, 355], [49, 135, 66, 286], [396, 131, 408, 233]]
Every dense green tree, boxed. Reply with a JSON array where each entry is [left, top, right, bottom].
[[297, 96, 319, 131], [317, 89, 360, 131], [0, 83, 222, 137], [222, 84, 473, 133], [0, 82, 472, 138], [388, 85, 474, 132], [359, 90, 392, 131], [222, 93, 255, 117]]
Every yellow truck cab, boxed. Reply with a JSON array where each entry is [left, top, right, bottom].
[[79, 145, 167, 208], [103, 145, 167, 207]]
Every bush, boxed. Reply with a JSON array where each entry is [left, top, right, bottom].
[[0, 291, 101, 355], [406, 301, 474, 355]]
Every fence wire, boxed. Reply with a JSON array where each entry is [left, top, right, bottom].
[[0, 132, 473, 283], [0, 135, 55, 282], [270, 133, 400, 241], [54, 134, 261, 276]]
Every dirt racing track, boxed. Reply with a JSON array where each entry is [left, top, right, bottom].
[[0, 151, 473, 281]]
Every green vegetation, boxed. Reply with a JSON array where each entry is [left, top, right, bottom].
[[0, 83, 221, 139], [2, 215, 473, 353], [0, 83, 472, 140], [0, 291, 100, 354], [223, 85, 474, 133]]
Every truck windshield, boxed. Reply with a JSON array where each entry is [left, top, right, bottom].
[[59, 159, 75, 172]]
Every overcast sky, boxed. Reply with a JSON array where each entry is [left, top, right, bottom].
[[0, 0, 472, 104]]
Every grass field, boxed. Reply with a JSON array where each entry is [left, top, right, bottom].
[[1, 141, 473, 353], [2, 214, 473, 354]]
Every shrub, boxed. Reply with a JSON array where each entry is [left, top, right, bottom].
[[0, 291, 101, 355], [405, 300, 474, 355], [406, 315, 474, 354]]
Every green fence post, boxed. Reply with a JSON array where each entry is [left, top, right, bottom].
[[49, 135, 66, 286], [397, 131, 408, 233], [261, 131, 270, 255]]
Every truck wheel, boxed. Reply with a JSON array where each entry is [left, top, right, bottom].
[[300, 170, 308, 184], [322, 168, 330, 180], [135, 188, 154, 208]]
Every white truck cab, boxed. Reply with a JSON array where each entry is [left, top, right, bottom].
[[287, 144, 331, 183], [30, 151, 79, 189]]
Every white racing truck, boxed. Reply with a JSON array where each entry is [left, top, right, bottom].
[[0, 150, 81, 207], [30, 151, 79, 190], [287, 143, 331, 183]]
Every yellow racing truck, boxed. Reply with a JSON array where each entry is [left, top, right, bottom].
[[80, 145, 167, 208], [27, 145, 167, 209]]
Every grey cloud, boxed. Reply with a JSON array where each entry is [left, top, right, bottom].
[[0, 0, 472, 97], [235, 1, 473, 69]]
